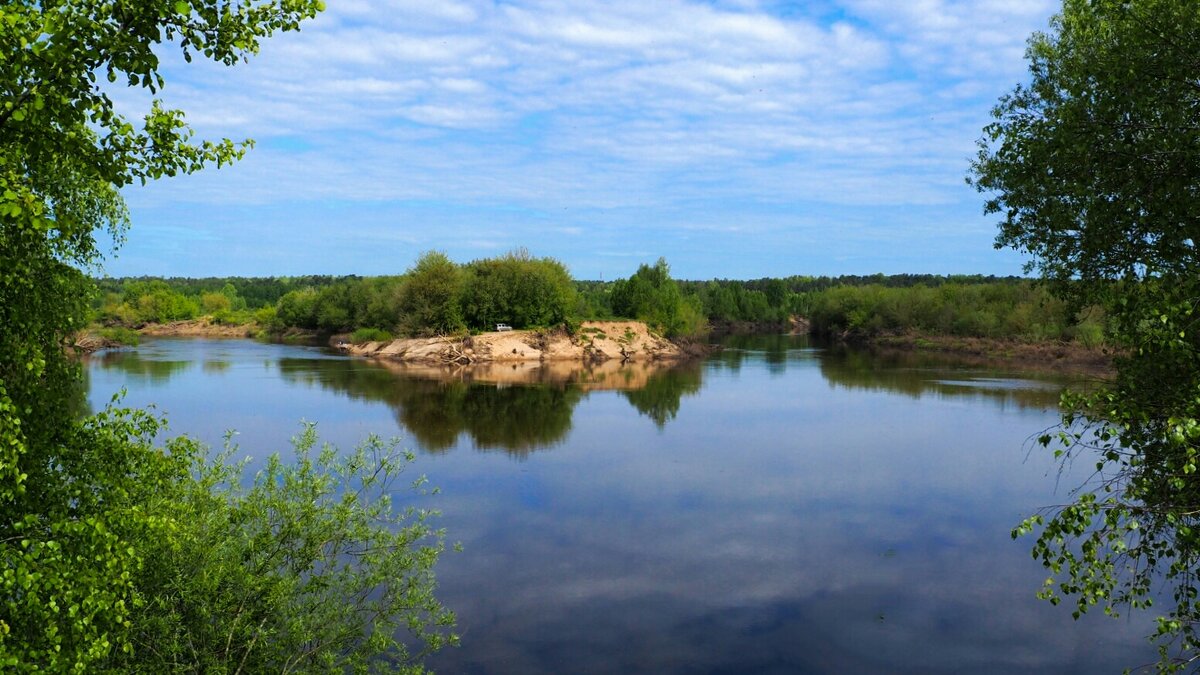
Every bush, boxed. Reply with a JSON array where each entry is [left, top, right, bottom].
[[210, 309, 253, 326], [200, 291, 232, 314], [253, 305, 278, 328], [275, 288, 321, 329], [350, 327, 394, 344], [0, 408, 457, 671], [96, 326, 140, 346], [805, 281, 1092, 342], [121, 423, 457, 672]]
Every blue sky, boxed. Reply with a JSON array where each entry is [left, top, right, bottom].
[[106, 0, 1058, 281]]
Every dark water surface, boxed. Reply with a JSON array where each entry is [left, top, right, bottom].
[[86, 336, 1156, 673]]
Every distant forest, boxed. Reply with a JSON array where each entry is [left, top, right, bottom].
[[91, 254, 1101, 344]]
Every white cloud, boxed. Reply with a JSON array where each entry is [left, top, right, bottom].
[[114, 0, 1059, 275]]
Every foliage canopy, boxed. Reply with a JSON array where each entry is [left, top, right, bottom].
[[972, 1, 1200, 670], [1, 1, 457, 671], [398, 251, 465, 336], [609, 258, 705, 338], [971, 0, 1200, 298], [459, 248, 577, 331]]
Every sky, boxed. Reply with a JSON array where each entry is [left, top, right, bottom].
[[106, 0, 1059, 281]]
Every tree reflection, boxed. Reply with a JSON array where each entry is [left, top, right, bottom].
[[201, 359, 232, 374], [276, 357, 702, 455], [86, 350, 195, 384], [816, 345, 1074, 411], [620, 363, 703, 428], [708, 333, 808, 375], [382, 378, 582, 456]]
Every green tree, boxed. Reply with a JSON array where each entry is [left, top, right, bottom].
[[610, 258, 705, 337], [398, 251, 466, 335], [275, 287, 321, 329], [971, 1, 1200, 669], [459, 249, 576, 330], [1, 1, 455, 671], [200, 290, 232, 314]]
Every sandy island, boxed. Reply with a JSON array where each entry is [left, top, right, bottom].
[[341, 321, 701, 365]]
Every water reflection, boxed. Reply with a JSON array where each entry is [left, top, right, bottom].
[[278, 359, 581, 455], [708, 333, 816, 376], [89, 349, 194, 383], [707, 335, 1089, 411], [85, 336, 1081, 446], [620, 363, 702, 427], [817, 345, 1074, 410], [82, 336, 1161, 672], [201, 359, 232, 374], [274, 357, 705, 455]]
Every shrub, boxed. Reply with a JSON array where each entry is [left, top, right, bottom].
[[350, 327, 394, 344], [253, 305, 278, 328], [200, 291, 232, 314]]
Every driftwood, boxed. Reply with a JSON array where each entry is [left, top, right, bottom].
[[439, 338, 475, 365]]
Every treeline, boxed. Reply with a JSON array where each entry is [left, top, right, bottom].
[[93, 276, 353, 327], [804, 282, 1104, 344], [579, 272, 1032, 327], [94, 250, 581, 338], [271, 250, 577, 337], [93, 255, 1102, 344]]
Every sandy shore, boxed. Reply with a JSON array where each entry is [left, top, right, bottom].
[[342, 321, 698, 365], [137, 318, 259, 338]]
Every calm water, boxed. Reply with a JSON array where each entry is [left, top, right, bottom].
[[86, 336, 1156, 673]]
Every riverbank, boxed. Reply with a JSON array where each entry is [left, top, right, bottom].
[[706, 315, 1113, 373], [79, 317, 1114, 375], [136, 318, 259, 338], [76, 318, 284, 353], [859, 332, 1115, 374], [342, 321, 706, 365]]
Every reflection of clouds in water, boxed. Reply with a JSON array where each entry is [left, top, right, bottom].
[[84, 337, 1158, 672], [433, 500, 1150, 673], [423, 353, 1153, 673]]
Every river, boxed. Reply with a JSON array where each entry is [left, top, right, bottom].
[[85, 335, 1155, 673]]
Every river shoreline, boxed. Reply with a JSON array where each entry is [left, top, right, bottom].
[[844, 332, 1115, 375], [76, 320, 711, 364], [78, 318, 1115, 374]]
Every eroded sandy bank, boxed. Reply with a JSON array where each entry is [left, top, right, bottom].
[[342, 321, 700, 365]]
